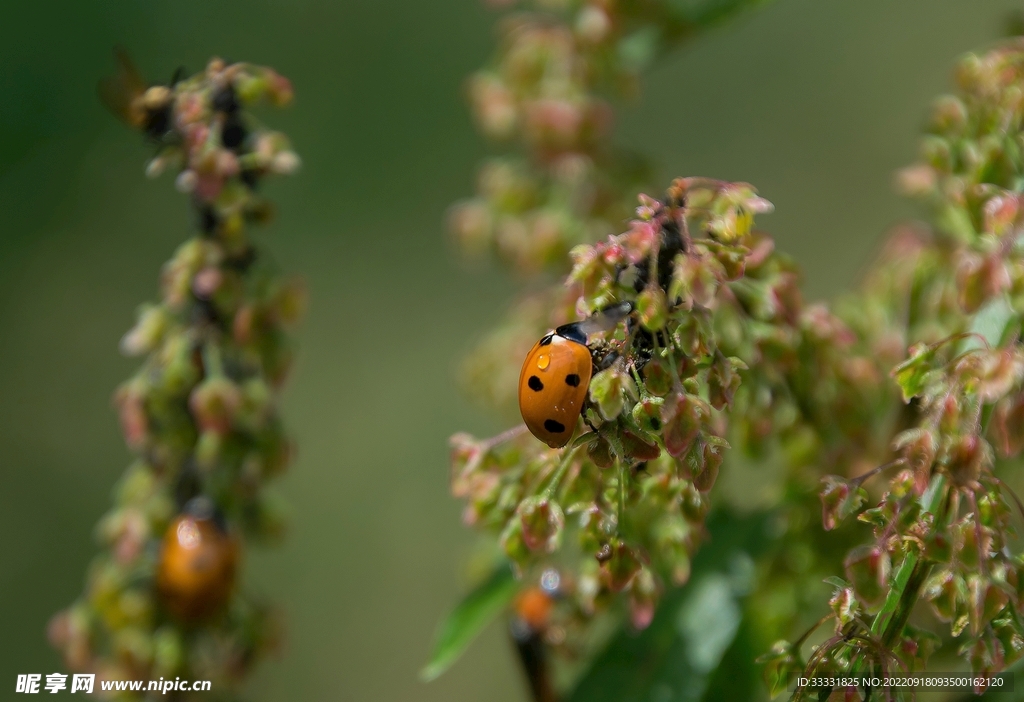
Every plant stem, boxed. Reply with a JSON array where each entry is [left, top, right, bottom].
[[542, 446, 580, 500], [869, 474, 948, 650]]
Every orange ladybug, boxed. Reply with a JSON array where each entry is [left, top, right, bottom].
[[518, 303, 632, 448], [519, 325, 592, 448], [155, 497, 238, 622], [514, 586, 556, 632]]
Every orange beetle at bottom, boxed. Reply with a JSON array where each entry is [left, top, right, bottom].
[[155, 498, 239, 623]]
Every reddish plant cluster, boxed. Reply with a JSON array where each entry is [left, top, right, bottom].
[[49, 57, 302, 697], [443, 12, 1024, 700]]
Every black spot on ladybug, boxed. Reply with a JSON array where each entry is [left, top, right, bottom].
[[221, 117, 247, 149], [544, 419, 566, 433], [539, 335, 553, 346], [565, 374, 581, 387], [528, 376, 544, 392]]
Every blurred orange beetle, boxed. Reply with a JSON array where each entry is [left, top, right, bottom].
[[155, 497, 238, 622]]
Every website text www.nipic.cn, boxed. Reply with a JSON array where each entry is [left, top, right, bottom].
[[16, 674, 212, 694]]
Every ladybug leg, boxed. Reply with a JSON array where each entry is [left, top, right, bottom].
[[594, 349, 619, 372]]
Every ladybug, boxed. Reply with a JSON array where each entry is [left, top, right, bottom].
[[509, 575, 563, 702], [155, 497, 238, 622], [514, 586, 555, 633], [518, 303, 632, 448]]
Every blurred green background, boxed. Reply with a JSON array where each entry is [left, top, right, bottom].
[[0, 1, 1020, 700]]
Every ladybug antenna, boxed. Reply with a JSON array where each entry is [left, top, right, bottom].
[[183, 496, 216, 520]]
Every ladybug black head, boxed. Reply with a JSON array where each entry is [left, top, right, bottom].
[[553, 323, 587, 345], [182, 496, 228, 533]]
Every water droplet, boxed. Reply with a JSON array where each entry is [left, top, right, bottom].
[[537, 354, 550, 370], [177, 520, 201, 549], [540, 569, 560, 593]]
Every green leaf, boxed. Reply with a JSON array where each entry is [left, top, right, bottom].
[[566, 511, 769, 702], [420, 563, 518, 682], [962, 296, 1015, 352], [823, 576, 850, 589], [892, 343, 938, 402]]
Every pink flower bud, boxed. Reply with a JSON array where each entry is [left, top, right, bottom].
[[829, 585, 859, 630], [600, 541, 641, 592], [820, 476, 865, 531], [958, 253, 1010, 313], [628, 568, 658, 631], [575, 5, 611, 44], [192, 267, 223, 299], [983, 192, 1020, 236], [517, 496, 565, 553], [114, 379, 149, 449], [843, 545, 891, 609], [892, 428, 937, 495], [947, 434, 987, 488], [637, 287, 668, 331], [621, 431, 660, 461], [189, 377, 242, 435], [661, 394, 704, 458], [991, 393, 1024, 457], [708, 357, 743, 411]]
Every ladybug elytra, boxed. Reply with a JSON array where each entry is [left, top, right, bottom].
[[518, 303, 632, 448], [155, 497, 238, 623]]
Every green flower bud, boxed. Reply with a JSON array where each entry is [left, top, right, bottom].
[[120, 305, 170, 357], [195, 429, 224, 470], [637, 287, 668, 331], [930, 95, 969, 135], [189, 376, 242, 435], [921, 135, 953, 171], [630, 396, 664, 433], [694, 436, 727, 493], [589, 367, 636, 421], [829, 583, 860, 629], [587, 435, 614, 468], [641, 357, 673, 396]]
